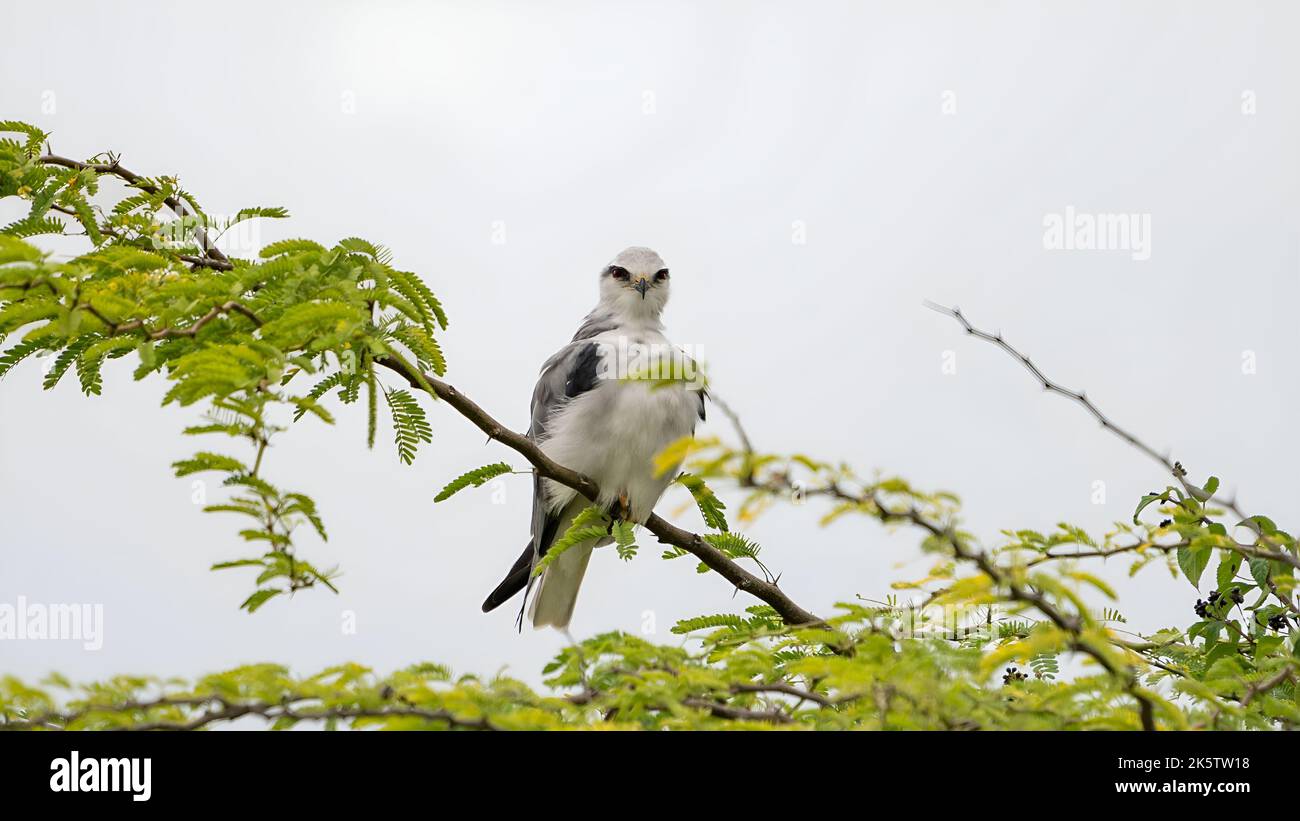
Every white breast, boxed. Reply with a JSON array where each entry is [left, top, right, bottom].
[[538, 330, 700, 522]]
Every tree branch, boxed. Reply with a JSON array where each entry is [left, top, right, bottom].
[[373, 354, 827, 629], [923, 301, 1171, 468], [924, 301, 1300, 576], [3, 695, 495, 732], [40, 153, 232, 269]]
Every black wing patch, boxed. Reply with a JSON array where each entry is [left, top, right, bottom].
[[564, 342, 602, 398]]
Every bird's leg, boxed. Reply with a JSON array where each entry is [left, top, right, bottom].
[[617, 490, 631, 522]]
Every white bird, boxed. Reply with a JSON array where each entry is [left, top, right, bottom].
[[481, 247, 706, 629]]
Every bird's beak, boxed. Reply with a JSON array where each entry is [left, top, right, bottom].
[[634, 278, 650, 299]]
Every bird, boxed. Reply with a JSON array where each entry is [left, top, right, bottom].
[[481, 247, 707, 630]]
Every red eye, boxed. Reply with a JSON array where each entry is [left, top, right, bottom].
[[654, 269, 669, 281], [608, 266, 631, 281]]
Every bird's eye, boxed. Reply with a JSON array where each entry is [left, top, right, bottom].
[[654, 269, 669, 282], [608, 266, 631, 281]]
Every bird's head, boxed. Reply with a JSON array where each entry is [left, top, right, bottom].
[[598, 246, 671, 320]]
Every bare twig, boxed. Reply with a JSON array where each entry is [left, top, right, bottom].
[[923, 301, 1169, 468], [925, 301, 1300, 576]]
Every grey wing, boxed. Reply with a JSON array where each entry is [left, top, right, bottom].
[[529, 340, 602, 440], [514, 341, 602, 625]]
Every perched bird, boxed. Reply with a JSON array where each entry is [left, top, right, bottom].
[[481, 247, 706, 629]]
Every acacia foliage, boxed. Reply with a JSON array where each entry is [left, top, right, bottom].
[[0, 121, 446, 610], [1, 121, 1297, 730]]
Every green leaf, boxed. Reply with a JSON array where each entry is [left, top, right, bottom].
[[703, 532, 762, 562], [533, 507, 609, 576], [0, 338, 49, 380], [211, 559, 266, 571], [294, 372, 348, 421], [677, 473, 728, 532], [240, 588, 282, 613], [1239, 515, 1278, 537], [612, 520, 638, 561], [1216, 552, 1243, 591], [434, 463, 513, 502], [365, 354, 377, 449], [258, 238, 325, 258], [172, 452, 249, 477], [1250, 558, 1272, 589], [384, 388, 432, 465], [1133, 492, 1165, 524], [1177, 544, 1212, 588], [392, 325, 447, 376]]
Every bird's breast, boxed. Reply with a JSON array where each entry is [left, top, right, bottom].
[[539, 377, 700, 521]]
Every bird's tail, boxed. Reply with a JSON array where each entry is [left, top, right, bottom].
[[527, 539, 595, 630]]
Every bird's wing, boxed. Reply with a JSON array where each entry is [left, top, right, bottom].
[[510, 340, 604, 623], [529, 339, 603, 440]]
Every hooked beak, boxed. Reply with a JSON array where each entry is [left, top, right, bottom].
[[634, 278, 650, 299]]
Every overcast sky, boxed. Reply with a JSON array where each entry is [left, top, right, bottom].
[[2, 0, 1298, 689]]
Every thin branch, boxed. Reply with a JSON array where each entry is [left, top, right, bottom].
[[39, 153, 231, 267], [710, 393, 756, 483], [924, 301, 1300, 576], [84, 300, 262, 340], [923, 301, 1170, 468], [178, 254, 233, 271], [4, 695, 494, 732], [681, 697, 793, 724]]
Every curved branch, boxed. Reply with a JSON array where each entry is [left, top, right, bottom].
[[925, 301, 1300, 574], [374, 354, 827, 629], [923, 301, 1170, 468]]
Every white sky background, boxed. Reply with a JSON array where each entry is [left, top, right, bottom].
[[1, 1, 1298, 687]]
